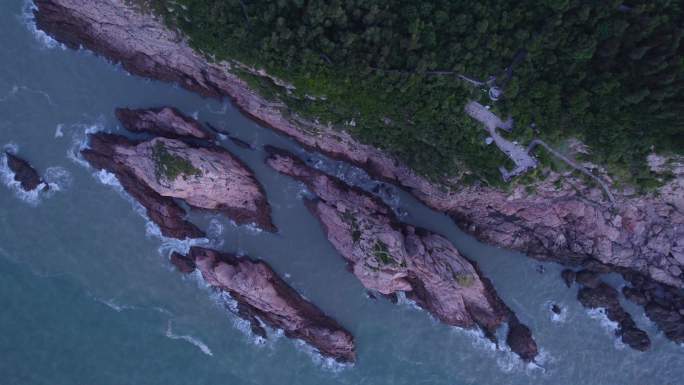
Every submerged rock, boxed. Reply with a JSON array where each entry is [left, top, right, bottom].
[[81, 132, 275, 238], [4, 152, 47, 191], [265, 146, 538, 361], [577, 282, 651, 351], [115, 107, 214, 140], [171, 247, 356, 362]]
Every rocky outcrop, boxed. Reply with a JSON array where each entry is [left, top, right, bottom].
[[82, 133, 204, 239], [115, 107, 214, 140], [576, 281, 651, 351], [33, 0, 683, 293], [265, 147, 538, 361], [171, 247, 356, 362], [81, 132, 275, 237], [4, 152, 47, 191], [621, 271, 684, 344]]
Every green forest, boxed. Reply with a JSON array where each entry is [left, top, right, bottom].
[[147, 0, 684, 189]]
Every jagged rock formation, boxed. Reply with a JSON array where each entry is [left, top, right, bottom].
[[4, 152, 48, 191], [574, 279, 651, 351], [115, 107, 214, 140], [171, 247, 356, 362], [81, 132, 274, 238], [265, 146, 538, 361]]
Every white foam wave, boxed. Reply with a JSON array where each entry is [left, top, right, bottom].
[[20, 0, 66, 50], [586, 308, 626, 350], [395, 291, 423, 312], [65, 120, 105, 168], [450, 327, 551, 375], [87, 169, 216, 257], [293, 339, 353, 373], [54, 124, 64, 138], [544, 301, 567, 323], [165, 320, 214, 356]]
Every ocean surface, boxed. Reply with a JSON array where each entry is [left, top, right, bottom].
[[0, 1, 682, 384]]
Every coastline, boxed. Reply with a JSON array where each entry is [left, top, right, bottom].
[[32, 0, 684, 344]]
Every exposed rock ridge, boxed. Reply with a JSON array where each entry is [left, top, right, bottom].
[[171, 247, 356, 362], [264, 146, 538, 361], [33, 0, 683, 292], [115, 107, 215, 140]]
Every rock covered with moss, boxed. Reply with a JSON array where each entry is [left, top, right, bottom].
[[265, 146, 537, 361], [171, 247, 356, 362], [82, 132, 275, 237]]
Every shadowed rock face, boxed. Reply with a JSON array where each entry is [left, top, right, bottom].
[[171, 247, 356, 362], [265, 146, 538, 361], [115, 107, 214, 140], [4, 152, 47, 191], [81, 132, 275, 237]]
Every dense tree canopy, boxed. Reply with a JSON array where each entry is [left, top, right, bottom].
[[152, 0, 684, 188]]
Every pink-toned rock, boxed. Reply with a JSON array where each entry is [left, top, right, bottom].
[[81, 132, 275, 237], [172, 247, 356, 362], [265, 147, 537, 361], [115, 107, 214, 140]]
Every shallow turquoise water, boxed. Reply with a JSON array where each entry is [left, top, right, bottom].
[[0, 1, 682, 384]]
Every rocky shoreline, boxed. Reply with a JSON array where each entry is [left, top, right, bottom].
[[171, 247, 356, 362], [33, 0, 684, 349], [266, 146, 538, 361]]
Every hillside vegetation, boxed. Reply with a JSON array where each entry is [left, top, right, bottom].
[[150, 0, 683, 189]]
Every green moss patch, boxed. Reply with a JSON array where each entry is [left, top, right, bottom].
[[151, 141, 202, 181]]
